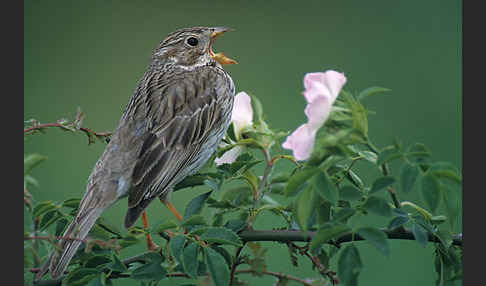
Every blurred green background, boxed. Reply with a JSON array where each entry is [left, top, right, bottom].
[[24, 0, 461, 285]]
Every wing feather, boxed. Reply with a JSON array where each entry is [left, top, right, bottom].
[[127, 68, 233, 210]]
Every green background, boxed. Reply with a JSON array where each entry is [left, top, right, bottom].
[[24, 0, 462, 285]]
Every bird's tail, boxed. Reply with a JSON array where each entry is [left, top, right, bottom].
[[35, 207, 104, 280]]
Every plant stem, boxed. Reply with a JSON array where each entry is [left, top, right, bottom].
[[229, 245, 245, 286], [254, 147, 273, 209], [238, 229, 462, 246], [236, 269, 314, 285]]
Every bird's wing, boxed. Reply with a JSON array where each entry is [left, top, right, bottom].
[[127, 68, 234, 212]]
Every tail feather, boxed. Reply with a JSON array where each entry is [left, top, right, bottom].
[[124, 197, 154, 228], [47, 207, 103, 279]]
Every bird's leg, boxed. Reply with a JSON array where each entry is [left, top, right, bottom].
[[141, 211, 159, 251], [160, 199, 183, 221], [160, 198, 207, 246]]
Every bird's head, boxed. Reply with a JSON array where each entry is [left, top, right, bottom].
[[153, 26, 237, 68]]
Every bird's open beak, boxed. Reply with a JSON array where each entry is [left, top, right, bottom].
[[209, 27, 237, 65]]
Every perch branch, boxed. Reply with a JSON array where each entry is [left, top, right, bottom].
[[237, 228, 462, 246]]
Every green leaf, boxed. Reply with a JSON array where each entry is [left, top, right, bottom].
[[332, 208, 356, 223], [107, 254, 128, 273], [204, 179, 220, 192], [406, 143, 431, 162], [293, 185, 316, 231], [84, 255, 112, 269], [226, 122, 237, 142], [338, 245, 363, 286], [339, 185, 363, 201], [24, 175, 39, 188], [346, 169, 364, 189], [24, 153, 47, 176], [434, 229, 453, 248], [369, 176, 396, 194], [199, 227, 243, 247], [204, 247, 230, 286], [221, 186, 252, 205], [357, 86, 391, 101], [358, 150, 377, 163], [400, 163, 420, 193], [411, 222, 428, 247], [310, 224, 350, 252], [223, 219, 247, 233], [62, 268, 100, 286], [284, 167, 320, 196], [174, 174, 208, 191], [62, 198, 81, 209], [387, 216, 409, 230], [430, 215, 447, 225], [153, 219, 178, 233], [249, 93, 264, 123], [86, 273, 106, 286], [363, 196, 392, 217], [118, 235, 140, 249], [342, 90, 368, 137], [442, 185, 460, 228], [392, 207, 409, 217], [420, 172, 442, 212], [182, 243, 200, 278], [428, 162, 462, 184], [88, 223, 114, 240], [211, 245, 233, 268], [180, 214, 207, 227], [130, 260, 167, 281], [316, 200, 331, 224], [33, 200, 57, 218], [376, 148, 403, 166], [39, 210, 63, 231], [357, 227, 390, 256], [169, 235, 186, 264], [313, 170, 339, 205]]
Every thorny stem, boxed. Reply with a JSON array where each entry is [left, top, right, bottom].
[[237, 229, 463, 246], [229, 245, 246, 286], [24, 122, 111, 143], [24, 235, 120, 250], [236, 269, 314, 285], [32, 269, 314, 286], [32, 217, 41, 268], [288, 242, 338, 284], [31, 228, 462, 285], [254, 147, 273, 209], [366, 140, 402, 209]]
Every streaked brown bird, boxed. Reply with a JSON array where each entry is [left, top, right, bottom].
[[36, 26, 236, 280]]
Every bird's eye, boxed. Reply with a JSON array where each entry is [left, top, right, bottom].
[[186, 37, 199, 47]]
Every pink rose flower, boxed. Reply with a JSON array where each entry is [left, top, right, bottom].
[[215, 92, 253, 165], [282, 70, 347, 161], [231, 92, 253, 140]]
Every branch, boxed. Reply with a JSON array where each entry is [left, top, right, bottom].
[[24, 107, 112, 145], [24, 122, 111, 143], [238, 228, 462, 246], [236, 269, 314, 285], [229, 245, 245, 286], [31, 228, 462, 285], [25, 235, 120, 251]]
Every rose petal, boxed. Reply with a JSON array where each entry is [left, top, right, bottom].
[[231, 92, 253, 138], [214, 145, 244, 166], [303, 70, 347, 103], [320, 70, 347, 101], [304, 96, 332, 130], [282, 124, 317, 161]]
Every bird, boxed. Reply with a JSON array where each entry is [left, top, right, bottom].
[[35, 26, 237, 280]]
